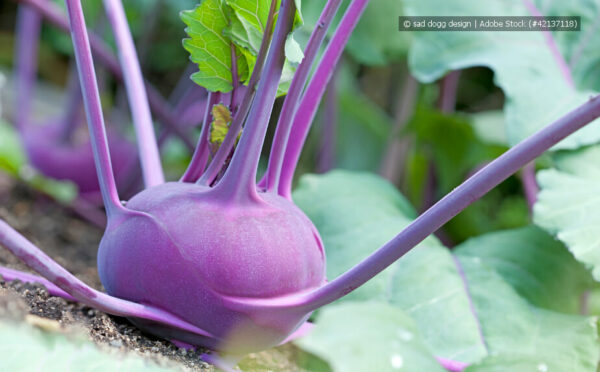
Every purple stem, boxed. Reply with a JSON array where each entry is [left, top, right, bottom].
[[230, 44, 238, 110], [316, 69, 338, 173], [102, 0, 164, 188], [180, 92, 219, 182], [196, 0, 278, 187], [14, 0, 195, 151], [521, 161, 538, 213], [0, 219, 213, 337], [212, 0, 296, 203], [278, 0, 370, 198], [58, 67, 84, 143], [438, 70, 460, 114], [65, 0, 124, 216], [0, 266, 76, 301], [14, 4, 41, 132], [296, 94, 600, 311], [379, 73, 419, 183], [262, 0, 343, 191], [522, 0, 575, 88]]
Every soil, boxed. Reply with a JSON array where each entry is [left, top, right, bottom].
[[0, 174, 310, 372]]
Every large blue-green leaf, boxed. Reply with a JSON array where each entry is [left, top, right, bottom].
[[296, 302, 446, 372], [293, 171, 486, 364], [455, 226, 595, 314], [458, 255, 599, 372], [294, 171, 599, 370], [404, 0, 600, 149], [534, 145, 600, 280]]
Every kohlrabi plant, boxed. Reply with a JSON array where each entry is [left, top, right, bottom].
[[14, 5, 136, 200], [2, 0, 600, 370]]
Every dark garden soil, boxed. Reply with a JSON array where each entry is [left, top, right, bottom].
[[0, 174, 309, 372]]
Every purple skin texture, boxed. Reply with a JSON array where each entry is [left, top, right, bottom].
[[3, 0, 600, 369], [15, 4, 136, 198]]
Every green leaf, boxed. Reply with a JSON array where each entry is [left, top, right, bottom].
[[469, 110, 507, 147], [294, 171, 600, 370], [0, 121, 77, 204], [404, 0, 600, 149], [458, 256, 599, 371], [454, 226, 595, 314], [181, 0, 249, 92], [0, 120, 27, 176], [0, 322, 178, 371], [301, 0, 410, 65], [296, 302, 446, 372], [182, 0, 302, 94], [534, 145, 600, 281], [284, 33, 304, 64], [330, 65, 393, 171]]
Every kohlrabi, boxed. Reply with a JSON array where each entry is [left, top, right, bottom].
[[2, 1, 600, 371], [14, 5, 136, 199]]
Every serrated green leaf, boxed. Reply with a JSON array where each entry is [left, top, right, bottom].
[[182, 0, 301, 94], [181, 0, 249, 92], [404, 0, 600, 149], [0, 322, 178, 371], [534, 145, 600, 281], [296, 302, 446, 372]]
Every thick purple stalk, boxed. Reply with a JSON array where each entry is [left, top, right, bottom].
[[438, 70, 460, 113], [65, 0, 123, 216], [278, 0, 370, 198], [180, 92, 219, 182], [14, 0, 195, 151], [197, 0, 278, 187], [379, 73, 419, 183], [522, 0, 575, 88], [0, 219, 212, 337], [15, 5, 41, 132], [295, 94, 600, 311], [102, 0, 164, 188], [263, 0, 342, 191], [317, 70, 338, 173], [213, 0, 296, 202]]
